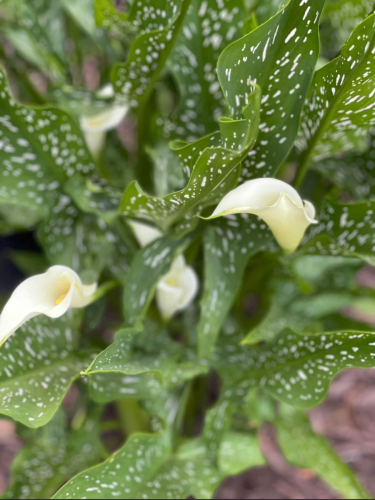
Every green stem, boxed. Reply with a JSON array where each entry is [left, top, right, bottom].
[[100, 420, 123, 432], [92, 280, 122, 303], [117, 400, 150, 436], [172, 382, 193, 447], [293, 138, 319, 190]]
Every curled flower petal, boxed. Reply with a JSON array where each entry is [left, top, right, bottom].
[[128, 223, 199, 318], [156, 256, 199, 319], [128, 220, 163, 247], [80, 93, 128, 156], [211, 178, 318, 252], [82, 129, 106, 159], [0, 266, 97, 346], [96, 83, 115, 99], [80, 106, 128, 134]]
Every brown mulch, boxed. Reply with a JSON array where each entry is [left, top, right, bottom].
[[1, 369, 375, 498]]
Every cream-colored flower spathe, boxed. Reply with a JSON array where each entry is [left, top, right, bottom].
[[156, 256, 199, 319], [129, 220, 163, 247], [211, 178, 318, 252], [80, 84, 128, 157], [0, 266, 97, 347], [128, 221, 199, 318]]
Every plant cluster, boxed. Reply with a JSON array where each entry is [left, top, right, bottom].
[[0, 0, 375, 498]]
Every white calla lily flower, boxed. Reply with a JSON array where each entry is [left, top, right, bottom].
[[80, 84, 128, 157], [156, 256, 199, 319], [128, 220, 199, 318], [129, 220, 163, 247], [0, 266, 97, 347], [211, 178, 318, 252]]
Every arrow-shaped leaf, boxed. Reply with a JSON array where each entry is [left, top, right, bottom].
[[218, 0, 325, 180], [0, 69, 96, 216], [54, 430, 265, 500], [217, 329, 375, 409], [198, 216, 273, 358], [0, 312, 92, 428], [305, 199, 375, 265], [112, 0, 191, 109]]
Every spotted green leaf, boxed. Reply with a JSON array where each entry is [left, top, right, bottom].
[[54, 432, 220, 500], [55, 430, 265, 500], [163, 0, 246, 141], [198, 216, 273, 358], [112, 0, 191, 109], [121, 86, 261, 231], [295, 11, 375, 186], [3, 410, 104, 500], [86, 326, 208, 402], [217, 0, 325, 180], [95, 0, 135, 38], [276, 407, 370, 499], [219, 329, 375, 409], [0, 69, 97, 217], [0, 312, 92, 428], [305, 199, 375, 265]]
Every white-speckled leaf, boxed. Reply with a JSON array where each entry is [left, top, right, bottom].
[[276, 407, 370, 499], [112, 0, 191, 109], [163, 0, 246, 141], [295, 12, 375, 183], [217, 329, 375, 409], [198, 215, 273, 358], [304, 199, 375, 265], [54, 432, 223, 500], [4, 410, 104, 500], [121, 87, 261, 231], [54, 430, 263, 500], [218, 0, 325, 180], [0, 312, 92, 428], [0, 69, 96, 216]]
